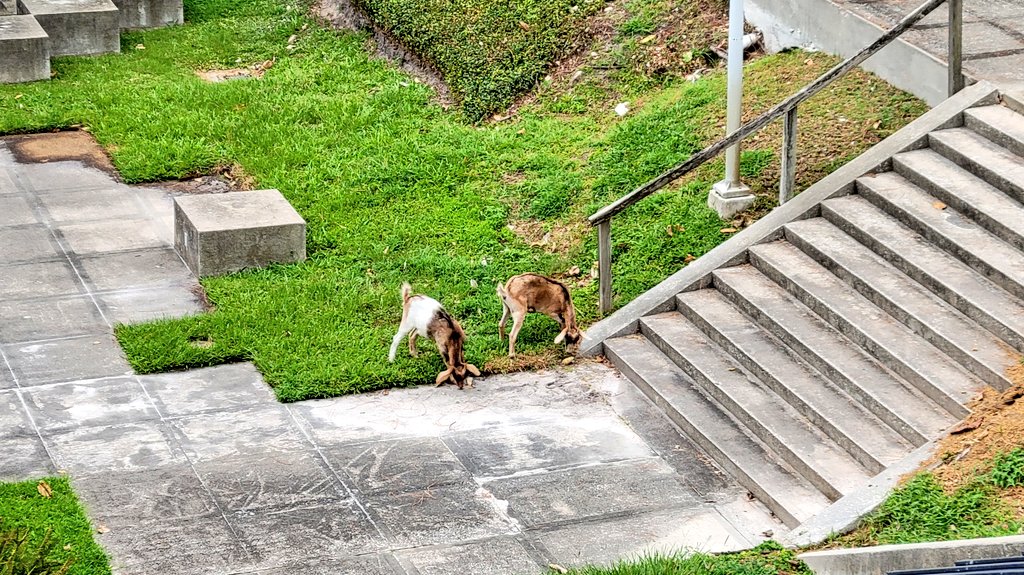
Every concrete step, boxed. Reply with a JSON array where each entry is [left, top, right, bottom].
[[712, 265, 959, 442], [675, 289, 913, 472], [1006, 89, 1024, 116], [784, 218, 1015, 391], [0, 1, 16, 15], [16, 0, 119, 56], [111, 0, 183, 29], [928, 127, 1024, 205], [963, 104, 1024, 159], [748, 241, 984, 411], [0, 15, 50, 84], [640, 312, 872, 500], [822, 194, 1024, 356], [856, 171, 1024, 304], [893, 149, 1024, 252], [604, 334, 832, 528]]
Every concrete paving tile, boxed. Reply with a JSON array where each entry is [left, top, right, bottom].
[[0, 361, 13, 390], [229, 501, 388, 566], [37, 187, 147, 223], [169, 406, 307, 462], [485, 458, 698, 529], [3, 335, 130, 385], [0, 260, 82, 299], [322, 436, 471, 495], [0, 390, 34, 437], [0, 436, 54, 481], [0, 296, 107, 344], [18, 162, 119, 193], [0, 225, 61, 264], [22, 377, 159, 433], [72, 465, 218, 527], [46, 420, 186, 474], [194, 450, 344, 512], [538, 507, 756, 567], [0, 195, 38, 226], [364, 481, 519, 547], [905, 21, 1024, 57], [58, 218, 168, 255], [97, 286, 205, 325], [100, 514, 253, 575], [397, 538, 542, 575], [0, 166, 17, 195], [243, 554, 402, 575], [443, 415, 654, 478], [965, 53, 1024, 85], [77, 248, 195, 291], [141, 363, 274, 417]]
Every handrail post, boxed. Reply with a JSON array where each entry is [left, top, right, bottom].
[[780, 106, 798, 204], [948, 0, 964, 96], [598, 220, 612, 315]]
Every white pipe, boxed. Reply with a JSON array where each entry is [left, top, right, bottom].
[[724, 0, 745, 186]]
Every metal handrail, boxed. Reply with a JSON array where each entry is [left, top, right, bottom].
[[589, 0, 963, 314]]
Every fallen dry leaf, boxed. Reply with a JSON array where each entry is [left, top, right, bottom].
[[950, 418, 981, 434], [37, 480, 52, 498], [135, 44, 145, 50], [933, 201, 947, 210], [561, 356, 575, 365], [684, 254, 696, 263], [518, 21, 531, 31], [666, 225, 674, 237], [720, 227, 738, 234], [96, 525, 110, 534], [549, 564, 569, 574]]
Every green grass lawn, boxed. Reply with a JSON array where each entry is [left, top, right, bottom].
[[0, 478, 110, 575], [0, 0, 925, 400], [554, 541, 810, 575]]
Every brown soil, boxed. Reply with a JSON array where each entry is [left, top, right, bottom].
[[3, 131, 118, 176], [196, 60, 274, 83], [147, 163, 256, 195]]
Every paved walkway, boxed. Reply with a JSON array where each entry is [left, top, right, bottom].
[[0, 140, 779, 575], [840, 0, 1024, 84]]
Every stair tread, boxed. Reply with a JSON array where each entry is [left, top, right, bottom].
[[749, 240, 983, 410], [929, 127, 1024, 201], [604, 335, 831, 527], [822, 194, 1024, 355], [856, 170, 1024, 301], [642, 312, 871, 499], [785, 217, 1015, 389], [894, 148, 1024, 250], [676, 288, 913, 470], [964, 104, 1024, 158], [712, 264, 959, 438]]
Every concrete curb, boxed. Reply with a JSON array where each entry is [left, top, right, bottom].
[[799, 535, 1024, 575], [580, 80, 1000, 357]]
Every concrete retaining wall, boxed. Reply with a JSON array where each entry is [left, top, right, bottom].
[[799, 535, 1024, 575]]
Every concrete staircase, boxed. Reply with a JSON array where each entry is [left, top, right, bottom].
[[584, 82, 1024, 545], [0, 0, 182, 83]]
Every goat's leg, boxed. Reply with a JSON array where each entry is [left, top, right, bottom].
[[389, 323, 412, 362], [408, 330, 419, 357], [498, 300, 510, 341], [508, 310, 526, 358]]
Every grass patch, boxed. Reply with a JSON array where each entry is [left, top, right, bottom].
[[0, 478, 110, 575], [554, 541, 810, 575], [353, 0, 607, 121], [0, 0, 925, 400]]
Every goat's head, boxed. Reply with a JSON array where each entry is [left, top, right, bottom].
[[554, 325, 583, 354], [435, 363, 481, 389]]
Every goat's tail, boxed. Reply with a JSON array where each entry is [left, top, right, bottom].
[[495, 282, 508, 302], [401, 282, 413, 304]]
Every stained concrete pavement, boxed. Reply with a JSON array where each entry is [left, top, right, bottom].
[[0, 140, 780, 574]]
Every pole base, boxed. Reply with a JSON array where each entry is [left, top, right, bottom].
[[708, 180, 755, 219]]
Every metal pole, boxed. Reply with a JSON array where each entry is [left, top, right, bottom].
[[598, 220, 612, 315], [780, 106, 798, 204], [724, 0, 745, 185], [948, 0, 964, 96]]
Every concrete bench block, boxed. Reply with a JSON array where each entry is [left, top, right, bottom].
[[0, 1, 17, 15], [174, 190, 307, 277], [17, 0, 119, 56], [111, 0, 182, 29], [0, 15, 50, 83]]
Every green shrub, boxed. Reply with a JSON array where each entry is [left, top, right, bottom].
[[989, 447, 1024, 489], [0, 527, 73, 575]]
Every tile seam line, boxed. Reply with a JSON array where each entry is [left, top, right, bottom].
[[0, 344, 62, 471]]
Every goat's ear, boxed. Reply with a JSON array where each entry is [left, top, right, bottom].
[[554, 328, 568, 344], [466, 364, 481, 377], [435, 368, 453, 386]]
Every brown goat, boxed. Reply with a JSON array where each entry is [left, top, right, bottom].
[[389, 283, 480, 389], [497, 273, 582, 358]]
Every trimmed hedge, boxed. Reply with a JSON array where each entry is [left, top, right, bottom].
[[353, 0, 607, 121]]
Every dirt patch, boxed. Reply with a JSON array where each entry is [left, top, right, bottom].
[[312, 0, 453, 107], [143, 164, 256, 195], [507, 217, 589, 257], [3, 131, 118, 176], [196, 60, 274, 83], [918, 362, 1024, 493]]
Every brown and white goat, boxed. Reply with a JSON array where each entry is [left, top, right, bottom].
[[388, 283, 480, 389], [497, 273, 582, 358]]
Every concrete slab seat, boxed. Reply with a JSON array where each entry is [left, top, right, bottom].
[[173, 189, 307, 277], [110, 0, 181, 30], [0, 14, 49, 83], [16, 0, 119, 56]]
